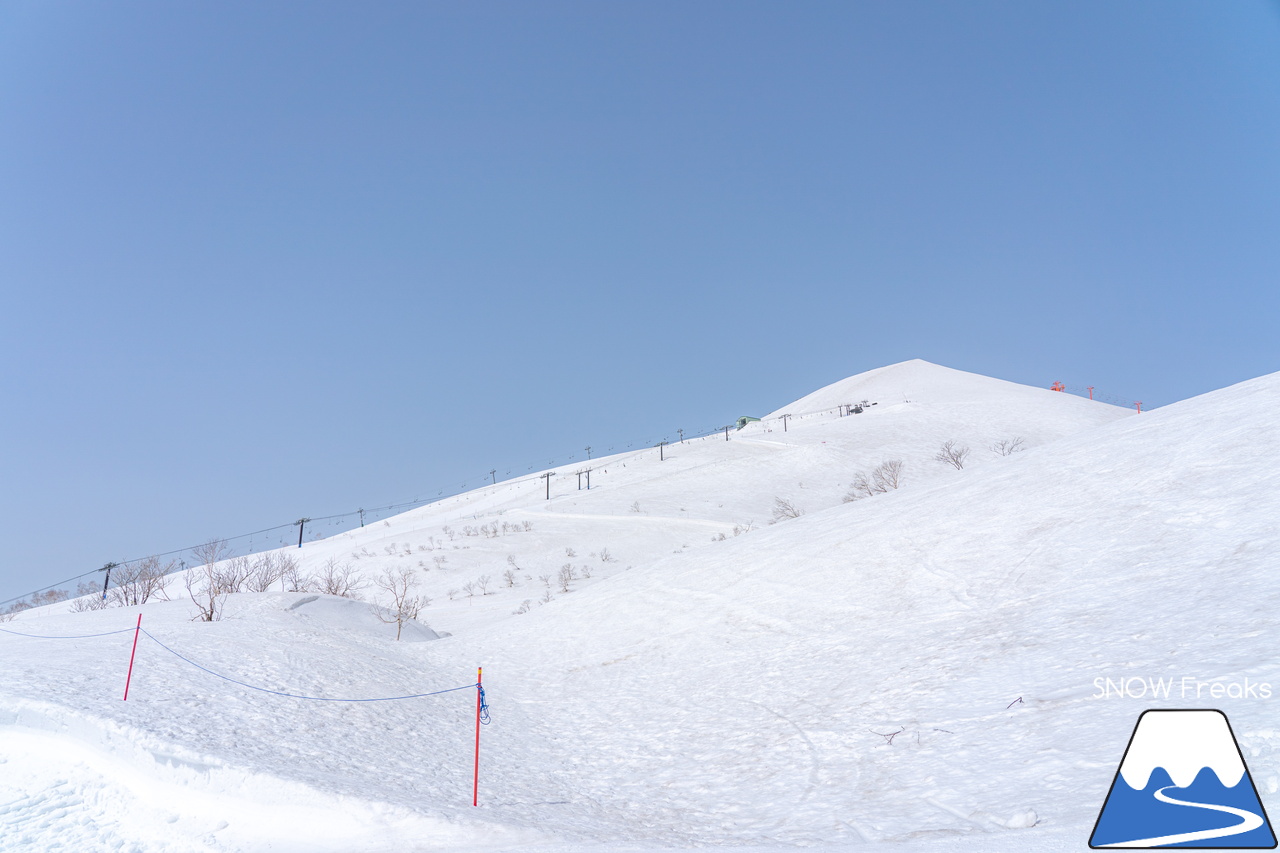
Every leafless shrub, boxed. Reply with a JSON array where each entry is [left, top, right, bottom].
[[771, 497, 803, 522], [71, 580, 108, 612], [539, 589, 553, 604], [522, 520, 533, 532], [447, 587, 460, 601], [732, 521, 754, 536], [990, 437, 1026, 456], [373, 566, 428, 641], [317, 557, 365, 599], [279, 554, 311, 592], [462, 581, 477, 599], [513, 599, 531, 615], [539, 574, 552, 590], [935, 440, 970, 470], [599, 547, 614, 563], [476, 575, 492, 595], [630, 501, 642, 513], [109, 556, 175, 606], [213, 555, 254, 594], [506, 555, 520, 570], [845, 460, 906, 502], [557, 565, 576, 592], [187, 539, 230, 621], [565, 547, 576, 557], [433, 555, 447, 570], [442, 526, 455, 541], [713, 532, 727, 541], [873, 459, 904, 491], [580, 563, 592, 579], [241, 553, 283, 593], [502, 569, 518, 587]]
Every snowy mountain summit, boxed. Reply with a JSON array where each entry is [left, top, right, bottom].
[[3, 360, 1278, 853]]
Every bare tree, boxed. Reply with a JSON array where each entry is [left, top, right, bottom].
[[279, 554, 311, 592], [502, 568, 518, 587], [373, 566, 427, 641], [110, 556, 175, 607], [71, 580, 108, 612], [244, 553, 283, 593], [215, 555, 253, 594], [187, 539, 230, 622], [935, 440, 970, 470], [844, 460, 906, 502], [557, 564, 576, 593], [317, 557, 365, 598], [771, 497, 803, 522], [872, 460, 905, 491], [990, 437, 1026, 456], [476, 574, 492, 595]]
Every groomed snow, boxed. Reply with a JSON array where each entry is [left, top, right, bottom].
[[3, 360, 1276, 852]]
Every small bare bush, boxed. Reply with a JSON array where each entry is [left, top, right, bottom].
[[845, 460, 905, 502], [280, 555, 312, 592], [373, 566, 428, 641], [513, 600, 531, 615], [990, 437, 1026, 456], [503, 568, 517, 587], [476, 575, 492, 595], [215, 555, 253, 594], [771, 497, 803, 522], [110, 556, 175, 606], [187, 539, 230, 622], [599, 548, 614, 563], [71, 580, 108, 612], [935, 440, 970, 470], [317, 557, 365, 599], [557, 565, 576, 593]]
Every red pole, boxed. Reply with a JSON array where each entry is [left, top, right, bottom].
[[123, 613, 142, 701], [1135, 401, 1143, 413], [473, 666, 482, 806], [1087, 386, 1094, 400]]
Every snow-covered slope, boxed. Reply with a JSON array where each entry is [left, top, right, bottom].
[[6, 362, 1275, 853]]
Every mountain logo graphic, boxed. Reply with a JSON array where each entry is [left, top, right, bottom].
[[1090, 709, 1277, 848]]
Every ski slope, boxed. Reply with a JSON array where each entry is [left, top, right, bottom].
[[3, 359, 1277, 852]]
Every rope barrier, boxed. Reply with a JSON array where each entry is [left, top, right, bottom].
[[0, 626, 137, 640], [139, 629, 478, 703]]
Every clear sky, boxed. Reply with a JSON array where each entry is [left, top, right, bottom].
[[2, 1, 1278, 602]]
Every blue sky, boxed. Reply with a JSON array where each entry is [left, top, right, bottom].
[[1, 1, 1278, 602]]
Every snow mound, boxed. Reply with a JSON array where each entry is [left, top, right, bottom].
[[285, 593, 441, 642], [765, 358, 1115, 416]]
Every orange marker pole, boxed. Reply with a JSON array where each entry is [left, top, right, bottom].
[[473, 666, 482, 806], [123, 613, 142, 701]]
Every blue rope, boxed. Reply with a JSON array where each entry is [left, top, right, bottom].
[[0, 626, 136, 640], [478, 683, 491, 725], [141, 629, 477, 703]]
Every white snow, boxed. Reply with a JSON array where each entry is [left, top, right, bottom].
[[3, 359, 1277, 852]]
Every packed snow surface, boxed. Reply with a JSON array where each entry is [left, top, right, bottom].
[[3, 360, 1277, 852]]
